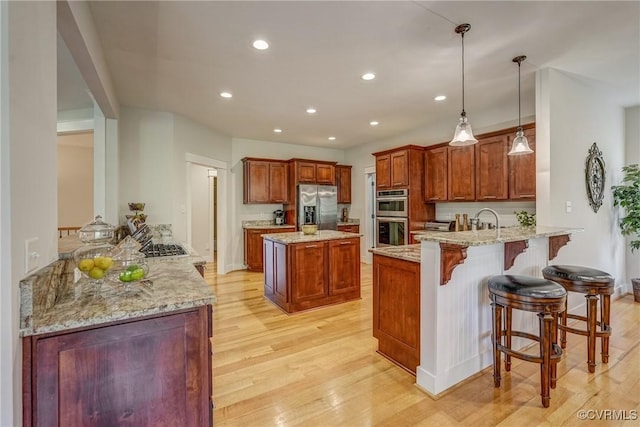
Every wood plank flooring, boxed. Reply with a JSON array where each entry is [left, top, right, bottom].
[[205, 263, 640, 426]]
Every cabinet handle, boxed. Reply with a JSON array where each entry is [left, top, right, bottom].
[[483, 196, 498, 199], [519, 194, 535, 198], [339, 241, 352, 245], [453, 196, 465, 200], [305, 244, 319, 248]]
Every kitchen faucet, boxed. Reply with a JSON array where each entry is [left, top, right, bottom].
[[472, 208, 500, 231]]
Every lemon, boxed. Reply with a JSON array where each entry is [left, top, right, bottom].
[[77, 258, 94, 272], [88, 266, 105, 280], [94, 256, 113, 271]]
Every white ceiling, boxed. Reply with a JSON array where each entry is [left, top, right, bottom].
[[58, 1, 640, 148]]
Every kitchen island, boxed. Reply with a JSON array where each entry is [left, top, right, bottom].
[[412, 226, 579, 396], [20, 256, 215, 426], [262, 230, 361, 313]]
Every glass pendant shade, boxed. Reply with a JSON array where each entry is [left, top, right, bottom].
[[450, 114, 478, 146], [508, 127, 533, 155]]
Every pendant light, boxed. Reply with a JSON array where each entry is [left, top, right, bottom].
[[450, 23, 477, 146], [508, 55, 534, 155]]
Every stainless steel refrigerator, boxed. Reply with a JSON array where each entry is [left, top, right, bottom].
[[297, 184, 338, 230]]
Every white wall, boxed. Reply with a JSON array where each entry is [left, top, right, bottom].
[[1, 2, 57, 425], [624, 106, 640, 285], [230, 137, 345, 270], [57, 133, 94, 227], [536, 68, 627, 295]]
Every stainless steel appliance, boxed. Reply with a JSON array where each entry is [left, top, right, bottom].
[[376, 189, 409, 217], [297, 184, 338, 230], [274, 209, 285, 225], [376, 217, 408, 246]]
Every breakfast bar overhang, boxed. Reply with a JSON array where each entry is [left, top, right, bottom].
[[412, 226, 579, 396]]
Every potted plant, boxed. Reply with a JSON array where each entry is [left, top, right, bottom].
[[612, 164, 640, 302]]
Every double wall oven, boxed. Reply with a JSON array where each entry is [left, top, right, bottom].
[[375, 189, 408, 247]]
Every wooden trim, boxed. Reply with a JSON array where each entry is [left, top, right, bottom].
[[440, 243, 468, 286], [424, 122, 536, 150], [549, 234, 571, 261], [504, 240, 529, 270], [287, 158, 337, 165], [371, 145, 425, 157]]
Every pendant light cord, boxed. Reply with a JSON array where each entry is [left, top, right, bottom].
[[518, 60, 521, 128], [461, 31, 465, 116]]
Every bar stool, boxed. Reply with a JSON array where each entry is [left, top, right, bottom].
[[542, 265, 614, 373], [488, 275, 566, 408]]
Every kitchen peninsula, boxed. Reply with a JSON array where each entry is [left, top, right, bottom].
[[20, 255, 215, 425], [411, 226, 579, 396], [263, 230, 361, 313]]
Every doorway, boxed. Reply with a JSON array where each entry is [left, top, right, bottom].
[[57, 131, 94, 230]]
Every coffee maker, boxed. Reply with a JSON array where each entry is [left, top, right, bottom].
[[274, 210, 285, 225]]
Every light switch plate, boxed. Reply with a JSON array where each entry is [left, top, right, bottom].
[[24, 237, 40, 274]]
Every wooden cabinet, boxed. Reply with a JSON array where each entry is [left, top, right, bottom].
[[424, 146, 448, 201], [508, 127, 536, 200], [292, 160, 336, 185], [296, 161, 317, 183], [336, 165, 352, 203], [263, 236, 361, 313], [244, 227, 295, 272], [316, 163, 336, 185], [373, 254, 420, 374], [447, 145, 476, 201], [23, 305, 212, 427], [337, 224, 359, 233], [374, 147, 418, 189], [243, 158, 289, 204], [475, 135, 508, 200]]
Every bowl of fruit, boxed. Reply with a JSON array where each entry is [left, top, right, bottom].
[[73, 216, 118, 284], [109, 236, 149, 285]]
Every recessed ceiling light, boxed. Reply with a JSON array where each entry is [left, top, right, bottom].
[[434, 95, 447, 101], [306, 108, 317, 114], [370, 121, 379, 126], [328, 136, 336, 141], [361, 73, 376, 81], [253, 39, 269, 50], [273, 128, 282, 133], [220, 92, 232, 98]]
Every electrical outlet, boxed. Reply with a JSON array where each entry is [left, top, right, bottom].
[[565, 201, 572, 213], [24, 237, 40, 274]]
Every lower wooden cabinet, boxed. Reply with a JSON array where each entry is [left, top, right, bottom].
[[22, 305, 213, 427], [373, 254, 420, 374], [244, 227, 296, 272], [337, 224, 359, 233], [263, 237, 361, 313]]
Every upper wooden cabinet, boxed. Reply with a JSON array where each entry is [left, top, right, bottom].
[[424, 146, 448, 202], [447, 145, 476, 201], [373, 146, 423, 190], [508, 127, 536, 200], [242, 158, 289, 204], [290, 159, 336, 185], [336, 165, 352, 204], [475, 135, 508, 201]]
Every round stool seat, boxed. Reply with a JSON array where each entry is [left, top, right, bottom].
[[542, 265, 614, 290], [489, 275, 567, 301]]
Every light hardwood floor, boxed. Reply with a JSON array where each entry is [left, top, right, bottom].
[[205, 263, 640, 426]]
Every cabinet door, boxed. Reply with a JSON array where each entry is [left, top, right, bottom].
[[424, 146, 448, 201], [272, 241, 289, 307], [316, 164, 336, 185], [376, 154, 391, 189], [269, 162, 289, 203], [509, 128, 536, 200], [336, 166, 352, 203], [447, 146, 476, 201], [290, 242, 327, 303], [244, 160, 270, 203], [28, 307, 211, 427], [263, 239, 274, 296], [390, 150, 409, 188], [328, 238, 360, 295], [297, 162, 317, 183], [476, 135, 508, 200], [245, 229, 265, 271]]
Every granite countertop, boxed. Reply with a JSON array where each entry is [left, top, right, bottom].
[[243, 224, 297, 229], [412, 226, 581, 246], [19, 257, 215, 337], [369, 244, 421, 263], [337, 219, 360, 226], [263, 230, 362, 244]]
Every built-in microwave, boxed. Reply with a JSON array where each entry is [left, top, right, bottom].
[[376, 217, 409, 247], [375, 189, 408, 218]]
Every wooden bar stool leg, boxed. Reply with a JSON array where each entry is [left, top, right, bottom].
[[560, 297, 568, 349], [505, 306, 512, 372], [601, 294, 611, 363], [586, 294, 598, 373], [492, 302, 502, 387], [550, 312, 559, 389], [539, 312, 553, 408]]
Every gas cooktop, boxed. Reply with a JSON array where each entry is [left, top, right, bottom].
[[140, 243, 188, 258]]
